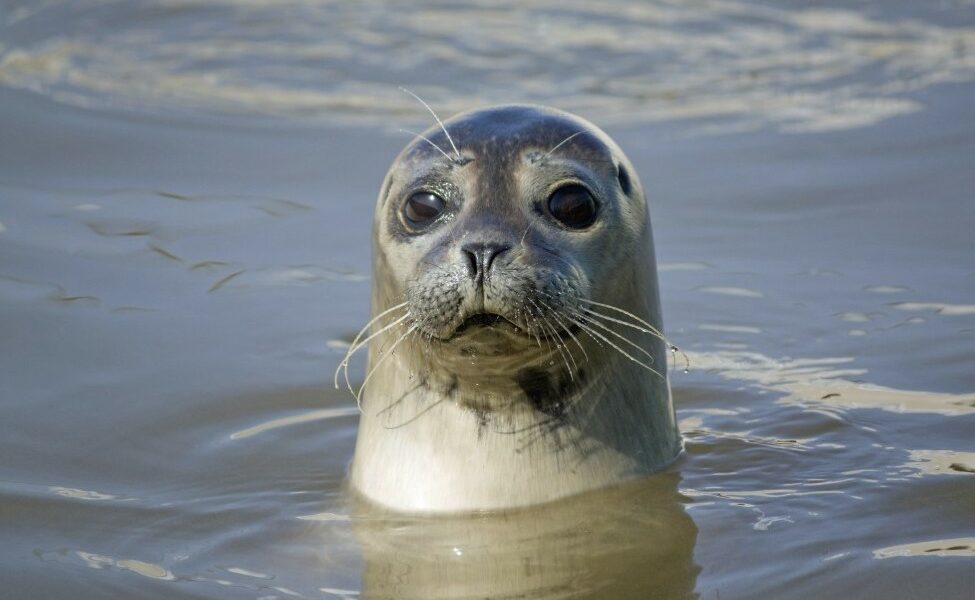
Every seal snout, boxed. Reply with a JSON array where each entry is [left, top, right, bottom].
[[460, 241, 511, 284]]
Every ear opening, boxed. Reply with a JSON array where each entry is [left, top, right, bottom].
[[616, 163, 632, 197]]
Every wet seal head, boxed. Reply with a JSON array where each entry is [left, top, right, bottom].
[[347, 104, 682, 513]]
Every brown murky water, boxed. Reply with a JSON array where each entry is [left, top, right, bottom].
[[1, 1, 974, 598]]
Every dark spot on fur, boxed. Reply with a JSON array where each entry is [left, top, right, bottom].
[[446, 375, 459, 398], [516, 367, 569, 418]]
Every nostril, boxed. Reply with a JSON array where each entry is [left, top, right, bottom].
[[462, 247, 479, 279], [460, 242, 511, 282]]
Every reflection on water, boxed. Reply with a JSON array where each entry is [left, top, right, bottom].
[[230, 407, 359, 441], [353, 476, 698, 600], [1, 0, 975, 598], [874, 538, 975, 559]]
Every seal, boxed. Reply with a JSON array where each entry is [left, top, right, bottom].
[[342, 104, 681, 512]]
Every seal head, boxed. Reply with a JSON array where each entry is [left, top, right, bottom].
[[352, 105, 681, 512]]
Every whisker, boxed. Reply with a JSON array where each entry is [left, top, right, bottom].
[[580, 307, 665, 342], [334, 302, 408, 390], [520, 211, 539, 245], [525, 297, 562, 358], [550, 319, 577, 378], [537, 289, 600, 355], [578, 298, 665, 338], [339, 301, 408, 360], [577, 298, 691, 371], [521, 303, 545, 350], [539, 131, 585, 163], [535, 309, 575, 381], [356, 324, 419, 410], [563, 314, 663, 379], [564, 313, 606, 350], [568, 308, 656, 364], [399, 87, 462, 161], [535, 297, 589, 364], [398, 128, 454, 163], [342, 313, 412, 397]]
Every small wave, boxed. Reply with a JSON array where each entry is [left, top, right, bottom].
[[1, 0, 973, 133]]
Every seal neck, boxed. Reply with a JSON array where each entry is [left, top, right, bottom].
[[349, 347, 681, 513]]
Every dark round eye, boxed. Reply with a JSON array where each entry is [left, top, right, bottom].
[[547, 185, 597, 229], [404, 192, 445, 226]]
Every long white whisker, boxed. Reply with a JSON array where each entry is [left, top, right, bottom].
[[535, 297, 589, 364], [522, 303, 544, 350], [564, 315, 663, 379], [520, 212, 538, 245], [536, 290, 597, 359], [568, 308, 656, 364], [561, 312, 605, 349], [567, 314, 605, 350], [578, 299, 665, 338], [579, 303, 690, 372], [333, 302, 408, 389], [342, 313, 410, 396], [537, 312, 575, 381], [399, 87, 461, 160], [340, 302, 408, 359], [398, 128, 454, 163], [540, 131, 584, 163], [580, 307, 666, 342], [356, 324, 419, 410], [551, 319, 577, 377], [526, 297, 560, 358]]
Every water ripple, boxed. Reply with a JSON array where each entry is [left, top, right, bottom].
[[1, 0, 973, 132]]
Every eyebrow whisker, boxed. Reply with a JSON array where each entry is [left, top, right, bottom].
[[398, 128, 454, 163], [399, 87, 462, 162], [539, 131, 585, 163]]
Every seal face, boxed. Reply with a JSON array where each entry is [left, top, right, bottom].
[[349, 105, 681, 512]]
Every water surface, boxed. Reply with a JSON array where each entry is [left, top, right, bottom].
[[1, 1, 974, 598]]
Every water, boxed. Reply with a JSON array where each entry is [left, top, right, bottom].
[[1, 1, 974, 598]]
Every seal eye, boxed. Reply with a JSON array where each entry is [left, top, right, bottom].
[[404, 192, 445, 226], [547, 185, 597, 229]]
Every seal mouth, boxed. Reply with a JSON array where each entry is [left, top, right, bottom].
[[454, 312, 520, 336], [450, 311, 584, 340]]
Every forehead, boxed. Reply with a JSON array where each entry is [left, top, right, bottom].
[[402, 105, 615, 166]]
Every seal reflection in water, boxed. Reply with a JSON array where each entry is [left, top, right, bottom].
[[352, 474, 699, 599], [344, 104, 681, 512]]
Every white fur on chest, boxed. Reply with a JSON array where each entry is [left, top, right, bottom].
[[349, 361, 675, 513]]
